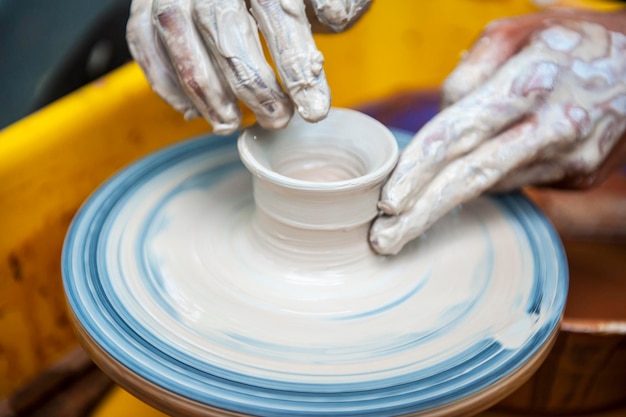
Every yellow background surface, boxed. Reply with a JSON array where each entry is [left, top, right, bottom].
[[0, 0, 622, 414]]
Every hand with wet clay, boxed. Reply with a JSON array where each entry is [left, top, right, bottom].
[[126, 0, 370, 134], [371, 9, 626, 255]]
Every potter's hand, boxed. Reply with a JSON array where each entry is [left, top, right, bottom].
[[126, 0, 370, 134], [370, 9, 626, 255]]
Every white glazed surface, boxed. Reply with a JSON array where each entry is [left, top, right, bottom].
[[63, 128, 567, 416]]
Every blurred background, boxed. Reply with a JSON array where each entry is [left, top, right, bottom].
[[0, 0, 132, 129]]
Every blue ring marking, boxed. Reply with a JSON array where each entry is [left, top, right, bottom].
[[62, 129, 568, 416], [92, 134, 505, 391], [62, 132, 560, 412]]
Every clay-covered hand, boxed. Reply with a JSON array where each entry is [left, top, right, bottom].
[[126, 0, 370, 134], [370, 9, 626, 255]]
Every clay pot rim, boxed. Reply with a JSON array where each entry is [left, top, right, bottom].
[[561, 317, 626, 334], [237, 108, 399, 192]]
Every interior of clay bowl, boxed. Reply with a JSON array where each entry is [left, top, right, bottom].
[[238, 108, 398, 189]]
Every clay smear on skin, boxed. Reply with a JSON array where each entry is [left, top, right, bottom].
[[373, 22, 626, 255]]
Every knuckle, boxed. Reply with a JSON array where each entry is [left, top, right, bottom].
[[561, 140, 608, 180], [190, 0, 219, 28], [540, 117, 579, 151], [127, 1, 152, 37], [560, 159, 599, 189], [312, 0, 370, 32], [180, 73, 208, 103], [568, 154, 595, 174], [564, 104, 592, 139], [233, 76, 257, 92], [179, 75, 241, 126], [558, 119, 621, 180], [510, 60, 560, 98], [441, 76, 463, 104], [153, 0, 184, 31]]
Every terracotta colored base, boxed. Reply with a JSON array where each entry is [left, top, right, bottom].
[[498, 175, 626, 415], [564, 240, 626, 321]]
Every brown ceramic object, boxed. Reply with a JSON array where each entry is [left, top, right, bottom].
[[496, 175, 626, 414]]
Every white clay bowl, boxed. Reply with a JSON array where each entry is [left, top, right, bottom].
[[63, 108, 568, 416]]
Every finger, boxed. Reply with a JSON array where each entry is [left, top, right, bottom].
[[562, 134, 626, 189], [441, 9, 593, 107], [547, 117, 626, 189], [371, 113, 580, 255], [489, 162, 566, 193], [443, 8, 626, 107], [380, 54, 561, 216], [491, 97, 626, 192], [127, 0, 200, 119], [491, 126, 625, 193], [306, 0, 371, 33], [192, 0, 293, 130], [153, 0, 242, 134], [249, 0, 331, 122]]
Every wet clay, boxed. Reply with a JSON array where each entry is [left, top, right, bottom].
[[372, 20, 626, 255], [271, 144, 366, 182], [83, 110, 561, 381], [129, 0, 375, 132], [61, 109, 568, 416]]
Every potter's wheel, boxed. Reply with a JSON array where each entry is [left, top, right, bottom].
[[63, 129, 568, 416]]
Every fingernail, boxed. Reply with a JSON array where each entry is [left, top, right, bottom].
[[292, 85, 331, 122], [377, 199, 401, 216], [369, 217, 404, 256], [211, 122, 239, 135], [210, 102, 241, 135]]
